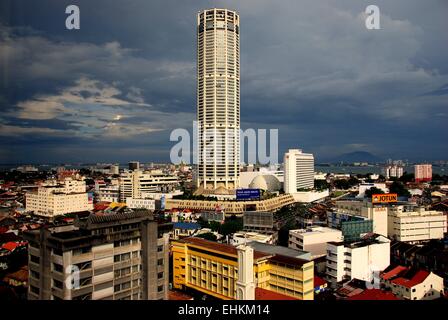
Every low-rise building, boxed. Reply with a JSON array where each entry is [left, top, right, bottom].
[[171, 222, 201, 240], [388, 205, 447, 242], [25, 178, 93, 217], [95, 182, 119, 203], [326, 234, 390, 287], [125, 198, 156, 211], [381, 265, 444, 300], [172, 237, 314, 300], [334, 199, 388, 236], [231, 232, 275, 246], [288, 227, 343, 258], [327, 211, 373, 242], [357, 183, 389, 198], [166, 194, 296, 216]]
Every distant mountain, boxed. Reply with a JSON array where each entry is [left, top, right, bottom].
[[328, 151, 383, 164]]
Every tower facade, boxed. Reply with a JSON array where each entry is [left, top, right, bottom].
[[236, 244, 255, 300], [284, 149, 315, 193], [196, 8, 240, 191]]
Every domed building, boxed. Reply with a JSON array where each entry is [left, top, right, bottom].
[[249, 175, 282, 192]]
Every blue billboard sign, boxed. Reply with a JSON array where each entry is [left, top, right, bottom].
[[236, 189, 261, 201]]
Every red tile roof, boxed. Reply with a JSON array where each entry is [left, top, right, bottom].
[[168, 290, 194, 300], [3, 267, 28, 283], [255, 287, 298, 300], [2, 241, 27, 251], [391, 270, 430, 289], [314, 276, 327, 288], [94, 203, 110, 211], [348, 289, 399, 300], [381, 266, 408, 280]]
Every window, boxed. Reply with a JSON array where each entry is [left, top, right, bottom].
[[53, 263, 63, 273], [158, 272, 164, 279], [53, 279, 63, 289], [157, 259, 163, 266], [158, 285, 164, 292], [30, 255, 40, 264], [157, 245, 163, 252], [30, 285, 40, 294], [30, 270, 40, 279]]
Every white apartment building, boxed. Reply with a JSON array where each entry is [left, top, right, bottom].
[[326, 235, 390, 286], [196, 8, 240, 191], [119, 170, 180, 201], [95, 181, 120, 203], [383, 165, 404, 179], [334, 200, 388, 236], [288, 227, 343, 258], [284, 149, 314, 193], [26, 178, 93, 217], [125, 198, 156, 210], [387, 205, 447, 242]]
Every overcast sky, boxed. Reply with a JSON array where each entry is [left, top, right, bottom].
[[0, 0, 447, 164]]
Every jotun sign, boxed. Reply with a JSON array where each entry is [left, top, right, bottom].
[[372, 193, 398, 204]]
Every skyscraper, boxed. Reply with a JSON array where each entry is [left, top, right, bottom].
[[196, 8, 240, 192], [284, 149, 315, 193]]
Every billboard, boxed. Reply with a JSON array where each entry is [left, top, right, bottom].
[[236, 189, 261, 201], [372, 193, 397, 204]]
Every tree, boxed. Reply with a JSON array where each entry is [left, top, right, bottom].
[[196, 232, 217, 242], [278, 219, 296, 247], [219, 219, 243, 236], [314, 180, 329, 191], [364, 187, 384, 199], [389, 181, 411, 198], [399, 172, 414, 183]]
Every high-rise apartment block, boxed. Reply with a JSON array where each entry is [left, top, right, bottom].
[[196, 8, 240, 192], [414, 164, 432, 183], [383, 165, 404, 179], [284, 149, 314, 193], [24, 210, 171, 300]]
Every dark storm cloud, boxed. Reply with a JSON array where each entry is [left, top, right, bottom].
[[0, 0, 447, 163]]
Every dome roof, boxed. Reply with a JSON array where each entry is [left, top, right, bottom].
[[249, 175, 281, 192]]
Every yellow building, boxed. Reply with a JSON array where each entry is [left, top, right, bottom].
[[166, 194, 296, 216], [172, 237, 314, 300]]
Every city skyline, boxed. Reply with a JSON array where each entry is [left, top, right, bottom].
[[1, 0, 447, 164]]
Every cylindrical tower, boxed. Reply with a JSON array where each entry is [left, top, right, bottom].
[[197, 8, 240, 191]]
